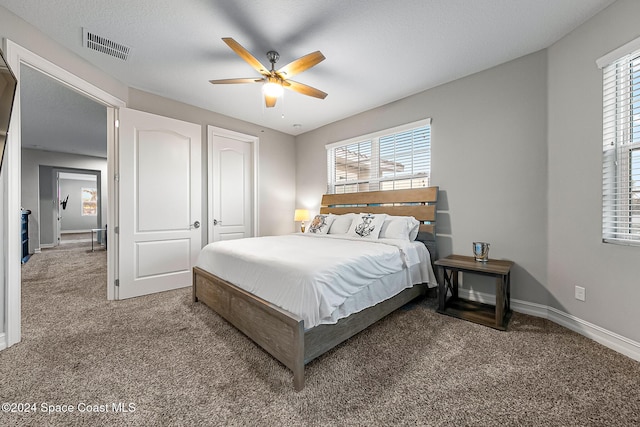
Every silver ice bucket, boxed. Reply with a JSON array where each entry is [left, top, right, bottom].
[[472, 242, 490, 262]]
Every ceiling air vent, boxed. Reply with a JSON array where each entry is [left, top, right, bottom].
[[83, 28, 131, 61]]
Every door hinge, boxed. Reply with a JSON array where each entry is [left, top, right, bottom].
[[114, 173, 120, 182], [114, 226, 119, 234], [114, 279, 119, 287]]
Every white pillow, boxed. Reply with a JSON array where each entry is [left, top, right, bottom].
[[328, 213, 355, 234], [347, 213, 388, 239], [379, 216, 420, 241], [305, 214, 335, 235], [408, 220, 420, 241]]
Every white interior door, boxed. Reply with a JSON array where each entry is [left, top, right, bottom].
[[118, 108, 201, 299], [208, 126, 255, 242]]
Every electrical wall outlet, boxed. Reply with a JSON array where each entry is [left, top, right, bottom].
[[575, 285, 586, 301]]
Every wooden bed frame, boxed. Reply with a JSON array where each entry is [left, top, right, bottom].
[[193, 187, 438, 390]]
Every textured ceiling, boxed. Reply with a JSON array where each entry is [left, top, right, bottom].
[[1, 0, 615, 156]]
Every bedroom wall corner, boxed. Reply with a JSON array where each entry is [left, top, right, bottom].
[[546, 0, 640, 343], [295, 49, 550, 308]]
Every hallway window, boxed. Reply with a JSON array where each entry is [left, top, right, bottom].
[[82, 187, 97, 216]]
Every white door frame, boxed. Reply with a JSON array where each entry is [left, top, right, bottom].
[[207, 126, 259, 244], [2, 39, 125, 349]]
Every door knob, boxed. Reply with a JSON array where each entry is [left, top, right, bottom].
[[213, 219, 221, 226], [191, 221, 200, 229]]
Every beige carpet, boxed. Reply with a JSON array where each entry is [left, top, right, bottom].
[[2, 242, 639, 426], [60, 232, 92, 243]]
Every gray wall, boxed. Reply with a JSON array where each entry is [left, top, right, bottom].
[[296, 50, 549, 307], [21, 149, 107, 250], [547, 0, 640, 342]]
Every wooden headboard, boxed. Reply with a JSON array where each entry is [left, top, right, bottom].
[[320, 187, 439, 264]]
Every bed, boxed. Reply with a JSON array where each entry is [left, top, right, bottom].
[[192, 187, 438, 390]]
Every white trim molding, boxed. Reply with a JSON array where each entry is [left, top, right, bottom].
[[458, 288, 640, 362], [546, 307, 640, 362], [596, 34, 640, 69]]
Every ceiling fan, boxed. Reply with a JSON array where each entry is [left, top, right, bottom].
[[210, 37, 327, 108]]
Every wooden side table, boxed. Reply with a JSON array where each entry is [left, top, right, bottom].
[[435, 254, 514, 330]]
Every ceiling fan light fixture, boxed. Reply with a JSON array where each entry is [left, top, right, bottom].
[[262, 78, 284, 98], [211, 38, 326, 107]]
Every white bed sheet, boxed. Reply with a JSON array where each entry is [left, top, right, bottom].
[[196, 234, 436, 328]]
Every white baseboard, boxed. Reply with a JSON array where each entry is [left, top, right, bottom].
[[0, 333, 6, 351], [457, 288, 640, 362]]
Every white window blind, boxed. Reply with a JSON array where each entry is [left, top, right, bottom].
[[326, 119, 431, 194], [600, 41, 640, 245]]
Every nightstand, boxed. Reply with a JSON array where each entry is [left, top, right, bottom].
[[435, 254, 514, 330]]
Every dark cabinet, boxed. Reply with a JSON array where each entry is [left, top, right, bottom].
[[21, 209, 31, 264]]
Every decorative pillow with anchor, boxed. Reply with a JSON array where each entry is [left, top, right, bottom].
[[347, 213, 388, 239]]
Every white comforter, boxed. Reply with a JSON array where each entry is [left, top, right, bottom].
[[196, 234, 432, 328]]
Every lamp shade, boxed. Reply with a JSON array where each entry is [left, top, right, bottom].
[[294, 209, 310, 222]]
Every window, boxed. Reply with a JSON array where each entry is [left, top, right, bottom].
[[326, 119, 431, 194], [631, 148, 640, 236], [599, 39, 640, 245], [81, 187, 97, 216]]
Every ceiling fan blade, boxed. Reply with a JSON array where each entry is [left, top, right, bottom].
[[285, 80, 328, 99], [264, 94, 278, 108], [277, 51, 325, 78], [222, 37, 270, 76], [209, 78, 262, 84]]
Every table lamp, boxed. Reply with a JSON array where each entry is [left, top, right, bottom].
[[294, 209, 310, 233]]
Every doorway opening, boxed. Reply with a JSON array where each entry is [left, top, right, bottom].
[[4, 40, 124, 349], [20, 64, 108, 255], [55, 169, 103, 247]]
